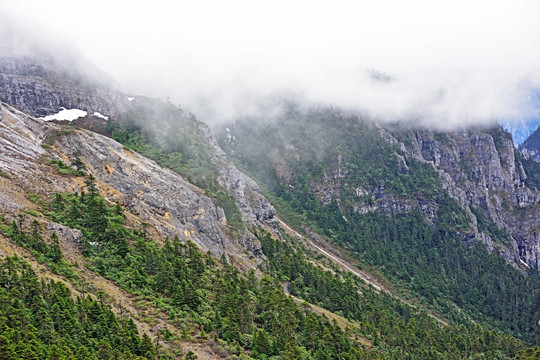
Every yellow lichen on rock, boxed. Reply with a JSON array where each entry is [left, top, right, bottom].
[[104, 163, 114, 175]]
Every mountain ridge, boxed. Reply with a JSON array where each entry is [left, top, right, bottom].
[[1, 34, 540, 358]]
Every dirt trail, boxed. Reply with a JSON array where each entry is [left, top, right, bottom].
[[277, 217, 384, 291], [276, 217, 449, 327]]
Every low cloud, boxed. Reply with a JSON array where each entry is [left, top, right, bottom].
[[3, 0, 540, 129]]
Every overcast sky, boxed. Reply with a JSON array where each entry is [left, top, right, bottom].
[[4, 0, 540, 128]]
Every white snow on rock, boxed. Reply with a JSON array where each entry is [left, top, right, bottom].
[[93, 112, 109, 120], [42, 108, 87, 122], [127, 97, 135, 102]]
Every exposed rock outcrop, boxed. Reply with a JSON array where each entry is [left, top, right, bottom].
[[199, 121, 280, 235], [53, 127, 230, 258], [46, 223, 83, 247], [381, 126, 540, 270], [0, 55, 128, 118], [0, 103, 238, 259]]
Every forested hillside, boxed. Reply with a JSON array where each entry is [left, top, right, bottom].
[[215, 103, 540, 345], [1, 41, 540, 359], [1, 170, 536, 359]]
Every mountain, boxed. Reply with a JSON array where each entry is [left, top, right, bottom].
[[215, 103, 540, 343], [1, 31, 540, 358], [521, 124, 540, 162], [217, 104, 540, 270], [502, 120, 540, 147], [500, 91, 540, 147], [0, 39, 280, 268]]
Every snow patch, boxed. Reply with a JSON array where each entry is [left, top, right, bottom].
[[127, 97, 135, 102], [93, 112, 109, 120], [42, 108, 87, 122]]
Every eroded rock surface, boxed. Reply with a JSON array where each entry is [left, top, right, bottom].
[[381, 127, 540, 269], [0, 103, 246, 259], [0, 55, 128, 118]]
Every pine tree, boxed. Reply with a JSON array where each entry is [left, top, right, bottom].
[[48, 233, 63, 263], [140, 333, 155, 359], [252, 329, 271, 357], [70, 152, 86, 174]]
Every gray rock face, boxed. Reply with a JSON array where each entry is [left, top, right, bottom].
[[46, 223, 83, 247], [0, 103, 234, 259], [218, 164, 277, 227], [0, 47, 280, 262], [314, 164, 440, 225], [198, 121, 280, 234], [0, 103, 51, 181], [0, 55, 128, 118], [521, 148, 540, 162], [383, 127, 540, 270], [53, 128, 229, 258]]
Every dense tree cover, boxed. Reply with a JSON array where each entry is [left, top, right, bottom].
[[217, 104, 540, 345], [34, 175, 381, 360], [23, 174, 536, 359], [259, 231, 527, 359], [0, 256, 155, 360], [0, 217, 74, 279], [289, 193, 540, 344], [105, 98, 243, 231]]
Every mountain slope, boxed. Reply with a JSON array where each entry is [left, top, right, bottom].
[[215, 103, 540, 343], [0, 95, 534, 359], [521, 124, 540, 163], [1, 29, 539, 357], [0, 102, 372, 359]]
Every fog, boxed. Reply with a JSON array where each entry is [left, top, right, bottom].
[[4, 0, 540, 129]]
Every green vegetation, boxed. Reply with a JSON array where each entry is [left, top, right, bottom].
[[217, 104, 540, 344], [516, 150, 540, 190], [106, 98, 243, 231], [46, 158, 84, 176], [41, 174, 378, 359], [471, 206, 511, 245], [0, 217, 75, 279], [0, 256, 156, 359], [218, 105, 440, 200], [31, 173, 537, 358], [1, 158, 537, 359], [259, 230, 525, 359], [27, 192, 46, 207], [44, 128, 74, 146], [0, 170, 10, 179], [70, 152, 87, 173]]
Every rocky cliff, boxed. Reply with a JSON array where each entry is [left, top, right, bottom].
[[0, 102, 263, 264], [0, 43, 281, 264], [0, 54, 128, 118], [217, 104, 540, 272], [197, 121, 279, 231], [380, 126, 540, 269], [521, 124, 540, 162]]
